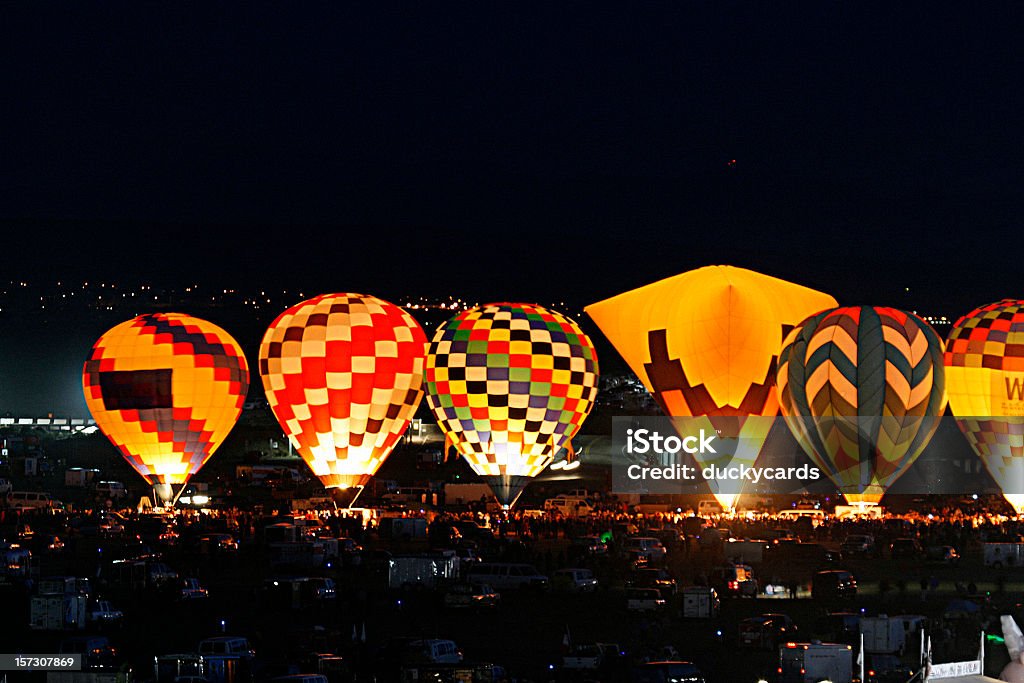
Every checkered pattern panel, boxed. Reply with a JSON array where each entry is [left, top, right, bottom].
[[259, 293, 427, 489], [946, 299, 1024, 371], [425, 302, 599, 478], [945, 300, 1024, 497], [82, 313, 249, 485], [778, 306, 946, 503]]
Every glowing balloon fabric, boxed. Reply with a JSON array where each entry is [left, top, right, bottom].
[[585, 265, 837, 508], [259, 293, 427, 491], [83, 313, 249, 486], [777, 306, 947, 504], [425, 303, 599, 507], [945, 300, 1024, 513]]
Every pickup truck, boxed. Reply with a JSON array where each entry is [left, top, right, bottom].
[[178, 577, 209, 600], [88, 600, 124, 626], [563, 642, 622, 670]]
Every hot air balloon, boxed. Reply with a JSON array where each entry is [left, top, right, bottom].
[[585, 265, 837, 510], [259, 293, 427, 505], [777, 306, 947, 505], [82, 313, 249, 503], [945, 300, 1024, 514], [424, 303, 599, 508]]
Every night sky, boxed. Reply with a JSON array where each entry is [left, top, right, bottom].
[[2, 3, 1023, 413]]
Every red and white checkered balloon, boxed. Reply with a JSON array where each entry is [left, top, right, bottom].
[[259, 293, 428, 489]]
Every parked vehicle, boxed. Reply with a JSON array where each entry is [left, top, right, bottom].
[[626, 588, 666, 611], [840, 534, 876, 557], [925, 545, 960, 565], [697, 500, 723, 516], [570, 535, 608, 557], [60, 635, 118, 670], [198, 533, 239, 554], [563, 642, 622, 671], [88, 600, 124, 626], [627, 568, 677, 598], [860, 614, 926, 655], [552, 568, 599, 593], [388, 551, 459, 590], [812, 570, 857, 601], [623, 537, 667, 562], [443, 583, 500, 609], [889, 538, 924, 560], [6, 490, 55, 509], [198, 636, 255, 659], [724, 539, 771, 565], [778, 642, 853, 683], [544, 496, 593, 516], [632, 661, 706, 683], [31, 593, 87, 630], [408, 639, 463, 665], [178, 577, 210, 600], [983, 542, 1024, 567], [681, 587, 720, 619], [464, 563, 549, 590], [709, 563, 758, 597], [94, 481, 128, 500], [739, 613, 797, 650]]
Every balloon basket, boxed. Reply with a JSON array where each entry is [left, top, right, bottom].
[[481, 474, 529, 510], [151, 483, 186, 507], [329, 486, 365, 509]]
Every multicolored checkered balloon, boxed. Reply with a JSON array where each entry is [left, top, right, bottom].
[[83, 313, 249, 487], [777, 306, 947, 505], [945, 299, 1024, 513], [259, 293, 427, 491], [425, 303, 599, 507]]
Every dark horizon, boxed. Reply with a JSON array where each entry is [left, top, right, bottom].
[[3, 3, 1024, 413]]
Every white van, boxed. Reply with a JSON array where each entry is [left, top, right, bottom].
[[464, 563, 549, 590], [543, 496, 593, 516], [198, 636, 255, 658], [776, 509, 826, 520], [94, 481, 128, 500], [7, 491, 54, 509]]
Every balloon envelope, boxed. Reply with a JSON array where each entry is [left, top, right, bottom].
[[425, 303, 599, 507], [82, 313, 249, 487], [585, 265, 837, 508], [777, 306, 947, 504], [259, 293, 427, 492], [945, 299, 1024, 513]]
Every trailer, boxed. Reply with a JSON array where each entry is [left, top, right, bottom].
[[30, 594, 87, 630], [779, 642, 853, 683], [388, 551, 458, 590], [681, 586, 720, 618], [983, 542, 1024, 567], [724, 539, 771, 564], [860, 615, 906, 655], [379, 517, 428, 541], [64, 468, 100, 488], [860, 614, 926, 655]]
